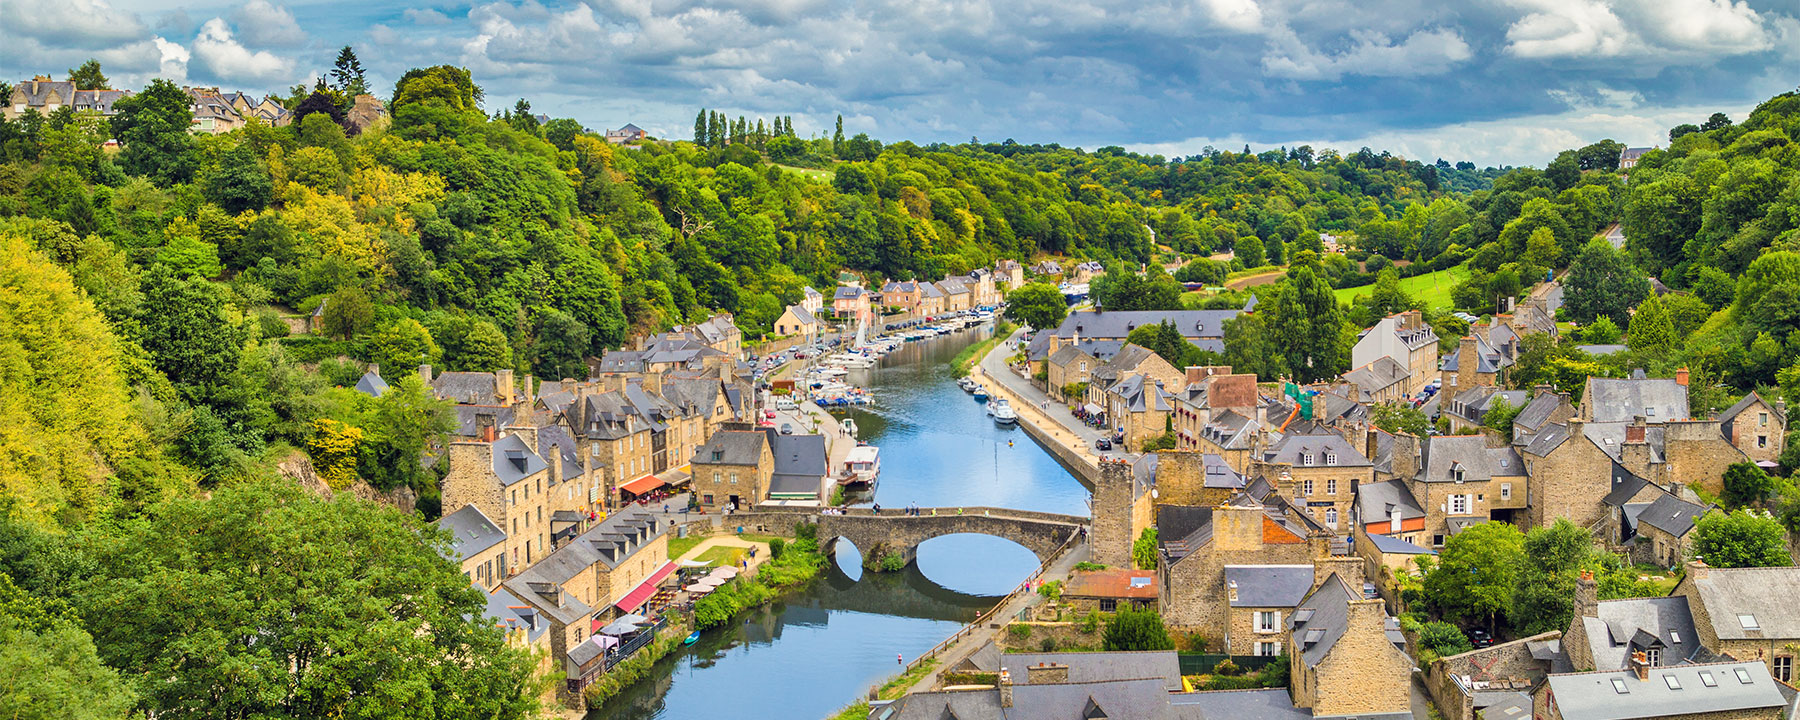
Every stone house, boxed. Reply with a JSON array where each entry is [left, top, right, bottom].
[[1190, 409, 1263, 474], [1255, 432, 1372, 535], [689, 429, 772, 510], [1512, 388, 1577, 447], [1089, 457, 1157, 569], [1534, 659, 1787, 720], [1582, 374, 1689, 424], [1342, 356, 1411, 405], [1102, 373, 1176, 450], [1523, 420, 1639, 532], [1155, 499, 1322, 633], [1168, 368, 1258, 450], [187, 87, 245, 134], [1047, 308, 1244, 362], [800, 285, 823, 314], [1221, 564, 1315, 656], [634, 313, 742, 360], [7, 78, 75, 119], [345, 94, 388, 132], [441, 428, 588, 571], [1351, 310, 1439, 397], [1071, 261, 1104, 284], [1632, 493, 1713, 567], [1287, 570, 1414, 720], [936, 276, 972, 312], [439, 504, 509, 591], [604, 123, 647, 143], [773, 303, 825, 342], [1060, 568, 1157, 614], [1045, 345, 1099, 402], [1440, 386, 1529, 434], [1355, 479, 1427, 547], [1718, 392, 1785, 465], [767, 432, 829, 504], [996, 259, 1025, 290], [1674, 562, 1800, 683], [879, 280, 921, 314], [1150, 451, 1247, 508], [1564, 571, 1710, 673], [561, 393, 654, 508], [1084, 344, 1182, 419], [503, 511, 672, 708], [1405, 434, 1528, 547], [1439, 333, 1505, 394]]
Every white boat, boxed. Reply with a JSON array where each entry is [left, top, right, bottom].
[[840, 418, 859, 438], [992, 398, 1018, 425], [839, 445, 881, 490], [826, 353, 876, 368]]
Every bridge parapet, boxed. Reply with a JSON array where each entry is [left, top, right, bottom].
[[815, 509, 1086, 571]]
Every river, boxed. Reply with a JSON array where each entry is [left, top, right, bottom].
[[589, 325, 1091, 720]]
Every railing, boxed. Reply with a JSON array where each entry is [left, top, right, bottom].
[[601, 616, 668, 672], [899, 527, 1086, 674]]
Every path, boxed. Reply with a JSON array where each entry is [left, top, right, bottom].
[[975, 328, 1135, 465], [908, 541, 1090, 692], [674, 535, 774, 573], [1225, 268, 1287, 290]]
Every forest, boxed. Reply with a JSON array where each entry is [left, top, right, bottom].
[[1, 46, 1797, 715]]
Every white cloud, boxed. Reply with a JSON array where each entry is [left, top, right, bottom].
[[1203, 0, 1264, 32], [154, 36, 191, 83], [1503, 0, 1774, 59], [1629, 0, 1770, 53], [404, 8, 453, 25], [0, 0, 146, 49], [230, 0, 307, 47], [1503, 0, 1631, 58], [191, 17, 294, 83], [1264, 27, 1471, 80]]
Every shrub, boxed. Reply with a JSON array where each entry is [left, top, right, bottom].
[[1102, 607, 1174, 651], [1078, 610, 1100, 634], [1008, 624, 1032, 640], [879, 552, 906, 572], [1418, 621, 1473, 657], [1213, 658, 1242, 676], [1074, 562, 1107, 571], [769, 538, 786, 560], [1181, 632, 1209, 652], [1039, 637, 1059, 652], [1037, 580, 1063, 603]]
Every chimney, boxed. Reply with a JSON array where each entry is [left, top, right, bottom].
[[497, 369, 516, 406], [1625, 422, 1646, 445], [1675, 367, 1689, 387], [1575, 571, 1598, 620], [368, 363, 381, 378], [1629, 651, 1649, 680], [999, 670, 1013, 708], [1228, 579, 1239, 602], [1026, 662, 1069, 685], [1686, 559, 1710, 582], [419, 363, 434, 385], [1314, 556, 1364, 591]]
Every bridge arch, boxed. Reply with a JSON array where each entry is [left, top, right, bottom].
[[815, 507, 1085, 572]]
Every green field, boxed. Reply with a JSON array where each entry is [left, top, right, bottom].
[[1334, 263, 1470, 310], [776, 164, 835, 183]]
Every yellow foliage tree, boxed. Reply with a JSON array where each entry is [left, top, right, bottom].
[[307, 417, 364, 491], [347, 164, 446, 234], [281, 187, 388, 275]]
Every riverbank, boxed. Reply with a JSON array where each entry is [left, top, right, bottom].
[[693, 528, 829, 630], [969, 340, 1108, 482], [949, 321, 1014, 377]]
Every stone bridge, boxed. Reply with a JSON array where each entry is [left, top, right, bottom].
[[814, 507, 1088, 571]]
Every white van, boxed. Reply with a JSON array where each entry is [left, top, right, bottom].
[[775, 397, 799, 412]]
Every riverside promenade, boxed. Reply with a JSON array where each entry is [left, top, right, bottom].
[[971, 328, 1136, 484]]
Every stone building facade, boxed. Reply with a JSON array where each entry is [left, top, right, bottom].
[[1156, 501, 1320, 633], [1719, 392, 1784, 465]]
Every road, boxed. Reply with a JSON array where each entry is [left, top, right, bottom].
[[976, 327, 1137, 463], [909, 540, 1091, 692]]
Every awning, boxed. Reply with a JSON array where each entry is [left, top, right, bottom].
[[613, 561, 677, 614], [1082, 404, 1102, 415], [620, 475, 665, 496]]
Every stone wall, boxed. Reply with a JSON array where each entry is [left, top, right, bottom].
[[1525, 419, 1613, 531], [1426, 631, 1563, 720], [1726, 398, 1783, 464], [1664, 420, 1749, 495], [818, 510, 1082, 568], [1090, 459, 1136, 568], [1299, 599, 1413, 717], [996, 621, 1104, 652]]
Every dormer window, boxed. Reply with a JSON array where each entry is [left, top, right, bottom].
[[1325, 452, 1337, 466], [1301, 453, 1313, 467]]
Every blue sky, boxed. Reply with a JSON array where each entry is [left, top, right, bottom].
[[3, 0, 1798, 167]]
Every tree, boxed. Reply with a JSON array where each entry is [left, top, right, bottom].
[[693, 109, 707, 144], [202, 144, 273, 214], [507, 99, 537, 134], [833, 114, 845, 155], [1702, 112, 1733, 131], [1691, 510, 1788, 568], [1581, 315, 1622, 345], [1266, 267, 1344, 381], [1482, 395, 1522, 441], [1425, 521, 1524, 629], [365, 318, 441, 373], [139, 266, 241, 399], [529, 307, 589, 380], [1102, 606, 1174, 651], [1564, 238, 1648, 326], [321, 286, 375, 339], [109, 78, 198, 184], [1372, 402, 1429, 438], [1722, 461, 1774, 509], [1509, 520, 1590, 635], [329, 46, 369, 98], [291, 91, 348, 134], [541, 118, 582, 150], [1003, 282, 1068, 330], [1132, 528, 1158, 570], [1626, 293, 1677, 353], [0, 603, 137, 719], [454, 318, 514, 372], [65, 480, 542, 718], [1669, 123, 1701, 142], [67, 59, 108, 90], [355, 375, 453, 496], [1417, 621, 1472, 658]]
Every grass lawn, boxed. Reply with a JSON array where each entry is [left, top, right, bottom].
[[776, 163, 834, 183], [1335, 262, 1470, 310], [667, 535, 706, 559], [696, 545, 748, 567]]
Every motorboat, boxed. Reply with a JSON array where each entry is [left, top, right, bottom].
[[838, 445, 881, 491], [683, 630, 702, 646], [840, 418, 859, 438], [973, 385, 990, 401], [992, 398, 1018, 425], [826, 353, 876, 368], [958, 376, 979, 393]]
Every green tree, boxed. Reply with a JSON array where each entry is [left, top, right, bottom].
[[157, 234, 223, 278], [693, 109, 707, 145], [833, 114, 844, 155], [529, 307, 589, 380], [109, 78, 198, 184], [139, 266, 240, 398], [1564, 238, 1648, 326], [321, 286, 375, 340], [1266, 267, 1344, 381], [0, 614, 136, 719], [1417, 621, 1473, 658], [68, 479, 542, 718], [1509, 519, 1590, 636], [1425, 521, 1524, 629], [329, 46, 369, 98], [1626, 293, 1677, 353], [67, 59, 108, 90], [355, 375, 453, 496], [1482, 395, 1522, 441], [202, 143, 273, 214], [1721, 461, 1774, 509], [1003, 282, 1069, 330], [541, 118, 583, 150], [1102, 606, 1174, 651], [1581, 316, 1622, 345], [455, 318, 514, 373], [1132, 528, 1158, 570], [1691, 510, 1788, 568], [1372, 402, 1429, 438], [365, 318, 441, 373]]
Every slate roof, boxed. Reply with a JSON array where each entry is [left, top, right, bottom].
[[1440, 334, 1507, 373], [1365, 533, 1435, 555], [452, 405, 514, 437], [1157, 505, 1213, 560], [1443, 387, 1530, 426], [490, 434, 547, 486], [481, 584, 549, 643], [1514, 391, 1567, 434], [1201, 453, 1246, 489], [782, 303, 822, 327], [883, 677, 1204, 720], [1544, 661, 1786, 720], [1357, 479, 1425, 526], [1417, 435, 1524, 483], [1052, 309, 1240, 344], [354, 370, 390, 397], [1199, 409, 1259, 450], [1521, 421, 1573, 457], [1091, 344, 1159, 383], [693, 430, 767, 466], [536, 424, 582, 476], [768, 433, 827, 495], [13, 80, 75, 106], [1585, 377, 1689, 423], [1291, 574, 1356, 668], [1685, 566, 1800, 640], [1637, 494, 1709, 538], [833, 286, 863, 300], [1224, 565, 1315, 608], [1343, 356, 1410, 397], [1601, 468, 1653, 507], [503, 512, 666, 624], [438, 504, 505, 560], [1109, 373, 1173, 412], [433, 371, 504, 405], [1167, 688, 1311, 720], [994, 650, 1182, 691], [1578, 596, 1704, 670], [1261, 432, 1371, 468]]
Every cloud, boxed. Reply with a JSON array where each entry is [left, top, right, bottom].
[[1202, 0, 1264, 32], [154, 36, 191, 83], [0, 0, 146, 49], [1503, 0, 1774, 60], [404, 8, 453, 25], [1264, 27, 1472, 80], [191, 17, 295, 83], [230, 0, 308, 47], [1503, 0, 1631, 58]]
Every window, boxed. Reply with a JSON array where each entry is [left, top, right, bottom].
[[1610, 678, 1629, 694], [1080, 361, 1088, 372], [1760, 412, 1769, 427], [1301, 453, 1313, 467], [730, 472, 739, 485], [1644, 648, 1660, 666], [1699, 671, 1717, 687], [1325, 508, 1338, 529], [1759, 435, 1768, 448], [703, 494, 713, 505], [1433, 534, 1445, 548], [1739, 614, 1760, 630], [1663, 674, 1681, 690], [1449, 494, 1470, 515], [1777, 657, 1793, 683], [713, 471, 721, 485], [1325, 452, 1337, 466], [1302, 479, 1314, 496], [1326, 479, 1337, 495], [1099, 598, 1117, 612], [1501, 483, 1512, 500], [1256, 641, 1282, 657], [1736, 667, 1755, 684], [1670, 631, 1681, 644]]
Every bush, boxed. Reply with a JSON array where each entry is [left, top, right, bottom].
[[1102, 607, 1174, 651], [879, 552, 906, 572], [1039, 637, 1060, 652], [1213, 658, 1242, 676], [1181, 632, 1209, 652], [1008, 624, 1032, 640], [1078, 610, 1100, 634], [1037, 580, 1063, 603], [1418, 621, 1473, 657], [769, 538, 786, 560], [1074, 562, 1107, 571]]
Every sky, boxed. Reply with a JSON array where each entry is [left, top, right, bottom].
[[3, 0, 1798, 167]]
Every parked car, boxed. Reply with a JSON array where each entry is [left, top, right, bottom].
[[1468, 629, 1494, 648], [780, 423, 794, 435], [1094, 438, 1113, 451], [764, 409, 777, 419]]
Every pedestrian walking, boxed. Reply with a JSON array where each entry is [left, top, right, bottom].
[[897, 653, 904, 665]]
